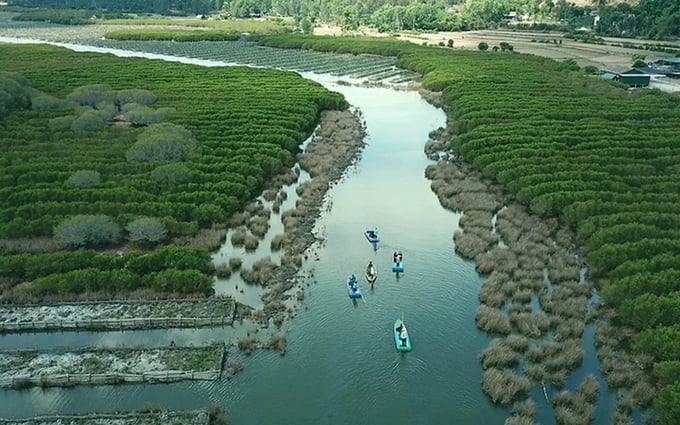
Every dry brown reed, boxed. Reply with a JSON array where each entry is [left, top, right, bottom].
[[508, 302, 532, 316], [459, 210, 494, 229], [510, 311, 550, 337], [265, 334, 287, 355], [280, 252, 302, 268], [610, 410, 633, 425], [524, 363, 548, 382], [481, 368, 531, 404], [243, 234, 259, 251], [230, 228, 247, 246], [178, 227, 225, 250], [226, 360, 243, 377], [552, 389, 595, 425], [237, 336, 257, 355], [245, 202, 264, 214], [511, 398, 536, 419], [475, 305, 512, 334], [516, 278, 545, 293], [239, 257, 277, 286], [550, 316, 586, 341], [271, 168, 299, 187], [504, 417, 534, 425], [476, 247, 519, 275], [479, 272, 511, 308], [214, 263, 232, 278], [545, 296, 588, 320], [512, 289, 533, 304], [454, 229, 495, 260], [553, 317, 586, 340], [262, 189, 278, 201], [247, 216, 270, 238], [480, 339, 522, 369], [228, 212, 250, 228], [504, 334, 529, 353], [228, 257, 242, 270], [270, 234, 285, 251], [576, 374, 599, 403]]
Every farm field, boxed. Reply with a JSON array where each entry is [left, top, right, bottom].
[[316, 24, 680, 73]]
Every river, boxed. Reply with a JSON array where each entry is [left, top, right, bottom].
[[0, 40, 618, 424]]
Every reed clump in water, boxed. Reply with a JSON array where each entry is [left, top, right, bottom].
[[226, 360, 243, 378], [504, 398, 535, 425], [480, 339, 522, 369], [262, 189, 278, 202], [237, 336, 257, 355], [509, 309, 550, 337], [229, 211, 250, 228], [243, 234, 259, 251], [248, 216, 270, 238], [230, 228, 247, 247], [481, 367, 531, 404], [240, 257, 277, 286], [214, 263, 232, 278], [475, 305, 511, 334], [551, 377, 599, 425], [478, 271, 511, 308], [270, 234, 285, 251], [475, 247, 518, 275], [265, 334, 287, 355], [453, 228, 495, 259], [228, 256, 242, 270]]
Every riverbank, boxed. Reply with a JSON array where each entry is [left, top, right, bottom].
[[240, 108, 367, 327]]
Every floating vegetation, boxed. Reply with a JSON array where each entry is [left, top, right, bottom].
[[475, 305, 511, 335], [228, 257, 242, 270], [230, 228, 247, 247], [239, 257, 277, 286], [504, 398, 536, 425], [480, 339, 522, 369], [237, 336, 258, 355], [270, 234, 285, 251], [481, 368, 531, 405]]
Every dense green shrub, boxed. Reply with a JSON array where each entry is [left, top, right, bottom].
[[632, 326, 680, 361], [53, 215, 121, 247], [66, 170, 101, 187], [125, 123, 196, 163], [151, 163, 194, 185], [71, 109, 105, 132], [105, 29, 242, 42], [654, 382, 680, 425], [653, 361, 680, 386], [126, 217, 167, 245]]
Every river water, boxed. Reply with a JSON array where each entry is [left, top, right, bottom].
[[0, 40, 618, 424]]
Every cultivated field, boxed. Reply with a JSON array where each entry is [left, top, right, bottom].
[[315, 24, 680, 73]]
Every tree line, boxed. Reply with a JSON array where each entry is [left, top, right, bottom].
[[9, 0, 679, 38]]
